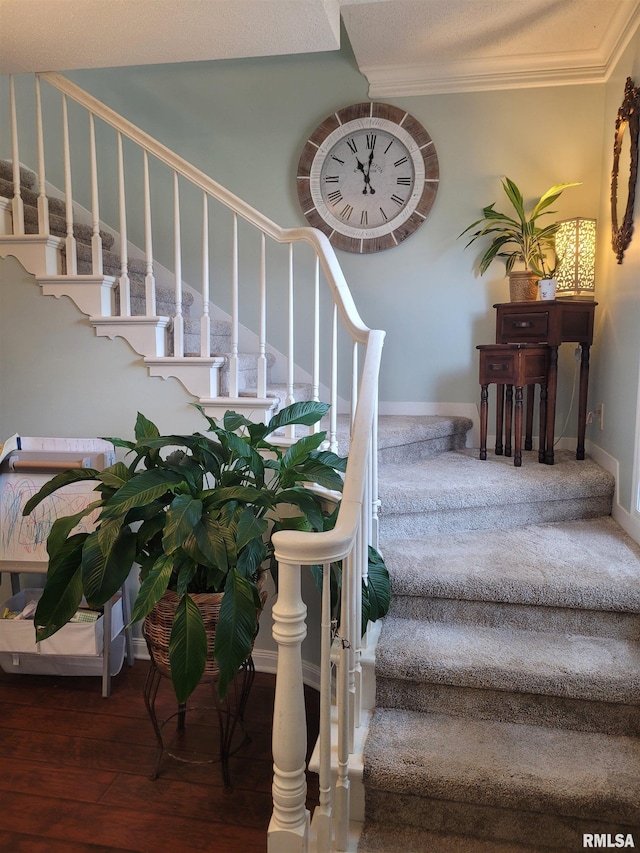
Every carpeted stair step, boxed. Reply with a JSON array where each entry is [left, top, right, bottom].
[[328, 414, 473, 457], [0, 172, 116, 250], [378, 449, 614, 538], [184, 317, 232, 355], [362, 708, 640, 851], [0, 175, 67, 220], [0, 160, 37, 191], [384, 516, 640, 638], [375, 414, 472, 463], [358, 825, 563, 853], [375, 615, 640, 735]]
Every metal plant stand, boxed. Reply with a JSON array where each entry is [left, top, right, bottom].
[[143, 655, 256, 789]]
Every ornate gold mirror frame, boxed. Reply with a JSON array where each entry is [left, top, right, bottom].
[[611, 76, 640, 263]]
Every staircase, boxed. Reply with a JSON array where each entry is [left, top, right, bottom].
[[0, 158, 285, 408], [358, 420, 640, 852]]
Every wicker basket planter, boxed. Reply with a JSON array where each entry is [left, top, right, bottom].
[[143, 583, 267, 685], [143, 590, 225, 682], [509, 270, 539, 302]]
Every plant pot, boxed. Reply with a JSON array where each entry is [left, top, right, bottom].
[[508, 270, 539, 302], [143, 590, 225, 682], [538, 278, 557, 300], [142, 580, 268, 684]]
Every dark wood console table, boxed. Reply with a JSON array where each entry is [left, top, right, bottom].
[[494, 298, 597, 465]]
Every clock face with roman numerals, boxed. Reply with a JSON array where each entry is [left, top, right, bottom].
[[297, 102, 439, 254]]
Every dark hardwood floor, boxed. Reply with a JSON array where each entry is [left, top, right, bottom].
[[0, 660, 320, 852]]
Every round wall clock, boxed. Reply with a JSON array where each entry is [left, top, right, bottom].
[[297, 102, 439, 254]]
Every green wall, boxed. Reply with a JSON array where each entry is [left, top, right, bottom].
[[2, 32, 638, 511]]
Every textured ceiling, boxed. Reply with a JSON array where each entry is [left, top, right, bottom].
[[1, 0, 639, 94]]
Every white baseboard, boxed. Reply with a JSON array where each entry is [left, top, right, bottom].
[[585, 439, 640, 545]]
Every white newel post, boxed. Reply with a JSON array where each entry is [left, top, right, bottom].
[[268, 559, 310, 853]]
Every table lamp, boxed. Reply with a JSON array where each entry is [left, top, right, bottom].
[[555, 218, 597, 296]]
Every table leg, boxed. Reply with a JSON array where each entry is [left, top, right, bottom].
[[480, 384, 488, 460], [538, 382, 547, 463], [505, 384, 513, 458], [525, 385, 535, 451], [544, 346, 559, 465], [577, 343, 590, 460], [495, 383, 504, 455], [513, 385, 523, 467]]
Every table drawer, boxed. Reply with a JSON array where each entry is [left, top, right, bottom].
[[479, 351, 516, 383], [497, 311, 549, 342]]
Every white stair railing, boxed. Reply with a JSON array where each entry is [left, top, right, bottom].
[[0, 70, 385, 851]]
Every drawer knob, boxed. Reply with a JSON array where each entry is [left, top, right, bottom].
[[489, 363, 509, 371], [513, 321, 533, 328]]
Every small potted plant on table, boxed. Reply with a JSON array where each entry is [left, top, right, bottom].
[[460, 177, 579, 301]]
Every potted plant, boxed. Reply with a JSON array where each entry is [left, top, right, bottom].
[[22, 401, 390, 704], [459, 177, 579, 301]]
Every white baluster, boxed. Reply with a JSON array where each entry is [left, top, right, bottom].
[[9, 76, 25, 236], [173, 171, 184, 357], [354, 505, 365, 728], [335, 550, 351, 852], [268, 559, 310, 853], [330, 303, 338, 452], [89, 113, 103, 275], [229, 212, 239, 397], [34, 76, 49, 236], [143, 150, 156, 315], [346, 546, 357, 752], [311, 561, 333, 850], [117, 132, 131, 315], [371, 395, 380, 550], [351, 341, 359, 428], [312, 255, 320, 431], [200, 192, 211, 357], [62, 94, 77, 274], [257, 232, 268, 398], [286, 243, 295, 422]]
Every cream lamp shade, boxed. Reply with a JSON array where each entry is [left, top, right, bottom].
[[555, 218, 596, 295]]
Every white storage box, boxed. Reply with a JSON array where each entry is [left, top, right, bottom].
[[0, 588, 124, 658]]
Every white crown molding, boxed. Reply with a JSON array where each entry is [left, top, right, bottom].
[[363, 51, 611, 97], [361, 1, 640, 97]]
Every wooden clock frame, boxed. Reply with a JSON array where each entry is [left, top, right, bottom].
[[297, 102, 439, 254]]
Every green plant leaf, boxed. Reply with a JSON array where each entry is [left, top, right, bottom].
[[193, 515, 230, 574], [287, 459, 345, 493], [169, 594, 208, 704], [45, 501, 101, 560], [81, 527, 137, 607], [100, 468, 184, 518], [130, 553, 174, 624], [236, 507, 268, 552], [97, 461, 131, 491], [237, 536, 268, 579], [275, 487, 325, 531], [162, 495, 203, 556], [266, 401, 329, 433], [365, 546, 391, 623], [215, 569, 259, 698], [134, 412, 161, 442], [22, 468, 100, 516], [309, 449, 348, 472], [282, 431, 326, 469], [34, 535, 85, 642], [202, 485, 266, 508], [222, 411, 255, 432]]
